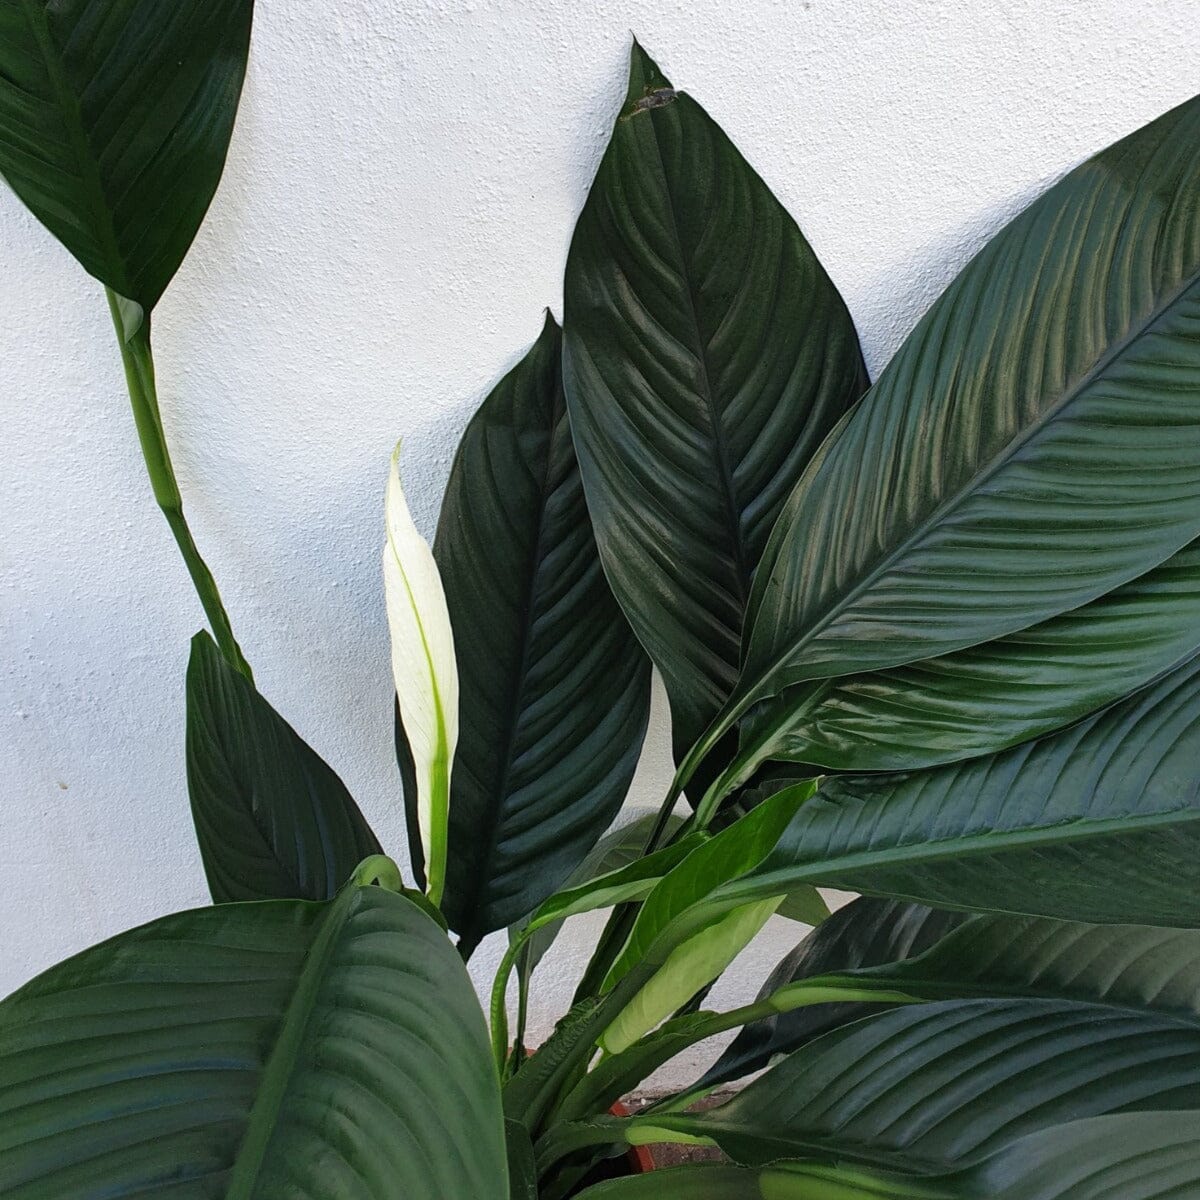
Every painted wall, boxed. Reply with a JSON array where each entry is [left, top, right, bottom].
[[2, 0, 1198, 1082]]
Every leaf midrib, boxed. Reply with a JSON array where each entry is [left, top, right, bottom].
[[223, 889, 357, 1197], [723, 801, 1200, 905], [642, 98, 752, 623], [18, 0, 131, 296], [451, 386, 561, 945], [745, 225, 1200, 708]]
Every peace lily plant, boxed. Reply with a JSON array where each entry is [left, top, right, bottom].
[[4, 1, 1200, 1197]]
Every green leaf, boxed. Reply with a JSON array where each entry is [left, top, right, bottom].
[[575, 1113, 1200, 1199], [604, 783, 817, 991], [186, 630, 382, 902], [602, 895, 782, 1053], [384, 443, 459, 908], [720, 649, 1200, 926], [723, 90, 1200, 756], [562, 41, 868, 794], [738, 538, 1200, 776], [505, 1119, 538, 1200], [700, 898, 966, 1092], [0, 0, 253, 311], [432, 313, 650, 946], [514, 811, 686, 978], [776, 887, 830, 925], [0, 881, 508, 1199], [838, 915, 1200, 1021], [635, 998, 1200, 1174]]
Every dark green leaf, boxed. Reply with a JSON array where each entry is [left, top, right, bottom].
[[721, 649, 1200, 926], [727, 91, 1200, 757], [431, 313, 650, 946], [738, 538, 1200, 775], [506, 1119, 538, 1200], [576, 1113, 1200, 1200], [0, 883, 508, 1199], [636, 998, 1200, 1173], [700, 898, 966, 1092], [186, 630, 382, 903], [0, 0, 254, 311], [838, 915, 1200, 1022], [562, 42, 867, 794]]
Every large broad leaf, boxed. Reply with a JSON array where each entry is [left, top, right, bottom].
[[431, 314, 650, 947], [0, 0, 253, 313], [631, 998, 1200, 1174], [832, 914, 1200, 1021], [575, 1113, 1200, 1200], [186, 630, 382, 902], [562, 41, 868, 793], [0, 878, 507, 1199], [700, 897, 966, 1092], [719, 648, 1200, 926], [384, 444, 459, 908], [735, 538, 1200, 777], [712, 90, 1200, 770]]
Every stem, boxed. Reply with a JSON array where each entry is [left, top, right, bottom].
[[106, 290, 252, 681]]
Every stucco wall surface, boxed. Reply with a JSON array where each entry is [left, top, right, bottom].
[[3, 0, 1199, 1082]]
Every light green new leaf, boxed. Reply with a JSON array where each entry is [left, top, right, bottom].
[[719, 648, 1200, 926], [632, 998, 1200, 1174], [575, 1113, 1200, 1200], [704, 89, 1200, 773], [0, 0, 253, 312], [0, 881, 507, 1199], [562, 41, 868, 798], [603, 783, 817, 991], [514, 812, 687, 978], [602, 895, 782, 1053], [384, 443, 459, 907]]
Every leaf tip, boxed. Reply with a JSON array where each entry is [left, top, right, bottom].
[[624, 38, 675, 116]]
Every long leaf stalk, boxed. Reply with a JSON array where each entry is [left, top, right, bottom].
[[106, 289, 252, 681]]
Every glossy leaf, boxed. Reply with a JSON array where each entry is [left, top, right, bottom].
[[604, 783, 817, 990], [432, 314, 650, 945], [720, 649, 1200, 926], [0, 0, 253, 313], [634, 998, 1200, 1173], [723, 90, 1200, 759], [186, 630, 382, 902], [601, 895, 782, 1053], [737, 538, 1200, 777], [0, 881, 508, 1199], [515, 811, 685, 978], [838, 915, 1200, 1021], [562, 41, 868, 792], [701, 898, 966, 1092], [576, 1113, 1200, 1200], [384, 443, 459, 907]]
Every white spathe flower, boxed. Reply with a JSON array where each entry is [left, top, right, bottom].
[[383, 442, 458, 907]]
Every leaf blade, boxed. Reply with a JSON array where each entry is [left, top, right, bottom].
[[186, 630, 383, 902], [562, 41, 867, 791], [433, 314, 651, 943], [0, 0, 254, 309]]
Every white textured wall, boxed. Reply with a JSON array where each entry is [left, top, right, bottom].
[[3, 0, 1199, 1082]]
